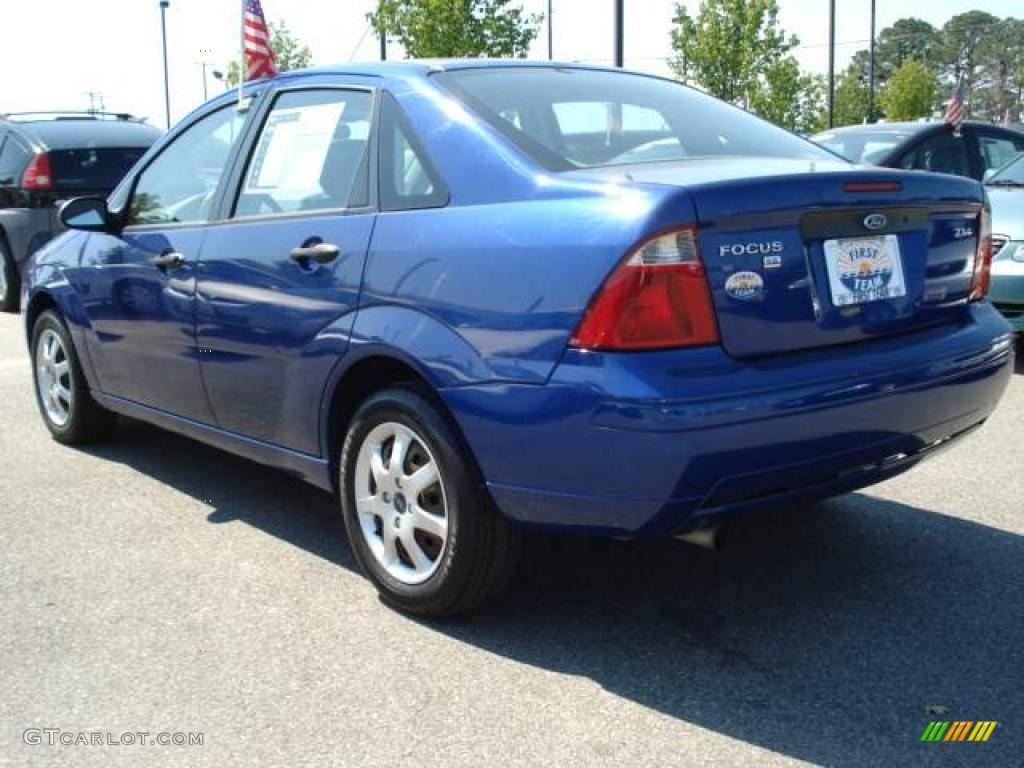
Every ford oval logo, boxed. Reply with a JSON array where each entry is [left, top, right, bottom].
[[863, 213, 887, 231]]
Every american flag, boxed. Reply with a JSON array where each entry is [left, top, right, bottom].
[[243, 0, 278, 82], [944, 77, 965, 131]]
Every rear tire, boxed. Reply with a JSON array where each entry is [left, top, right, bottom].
[[340, 385, 521, 617], [30, 310, 116, 444], [0, 236, 19, 313]]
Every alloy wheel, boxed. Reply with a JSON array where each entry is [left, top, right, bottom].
[[35, 328, 73, 427], [353, 421, 449, 585]]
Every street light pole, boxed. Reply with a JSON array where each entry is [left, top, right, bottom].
[[159, 0, 171, 129], [547, 0, 553, 60], [827, 0, 835, 128], [614, 0, 624, 68], [200, 61, 209, 102], [379, 2, 387, 61], [868, 0, 876, 123]]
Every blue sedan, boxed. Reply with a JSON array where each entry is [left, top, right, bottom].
[[24, 62, 1014, 615]]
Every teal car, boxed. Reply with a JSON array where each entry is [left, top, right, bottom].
[[987, 153, 1024, 332]]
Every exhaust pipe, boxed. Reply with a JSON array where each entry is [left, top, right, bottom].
[[673, 524, 722, 550]]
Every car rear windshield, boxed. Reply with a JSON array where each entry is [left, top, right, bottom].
[[49, 147, 147, 192], [434, 67, 833, 170], [812, 129, 912, 164]]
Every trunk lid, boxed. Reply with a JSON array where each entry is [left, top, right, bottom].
[[583, 158, 984, 359]]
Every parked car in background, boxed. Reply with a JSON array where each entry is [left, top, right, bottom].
[[811, 121, 1024, 182], [0, 112, 161, 311], [23, 62, 1014, 616], [986, 152, 1024, 333]]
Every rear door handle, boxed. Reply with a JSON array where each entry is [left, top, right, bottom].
[[290, 242, 340, 265], [152, 250, 186, 270]]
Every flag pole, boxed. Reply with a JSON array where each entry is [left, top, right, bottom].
[[237, 0, 245, 109]]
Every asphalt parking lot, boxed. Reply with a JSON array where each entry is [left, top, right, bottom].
[[0, 309, 1021, 768]]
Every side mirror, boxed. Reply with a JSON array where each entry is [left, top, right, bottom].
[[60, 196, 113, 232], [983, 168, 997, 183]]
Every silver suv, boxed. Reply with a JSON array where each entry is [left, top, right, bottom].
[[0, 112, 160, 311]]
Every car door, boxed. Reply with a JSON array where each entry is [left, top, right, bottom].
[[73, 104, 250, 422], [195, 87, 376, 454]]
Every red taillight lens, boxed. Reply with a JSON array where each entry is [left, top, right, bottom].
[[21, 152, 52, 190], [969, 207, 993, 301], [570, 227, 719, 351]]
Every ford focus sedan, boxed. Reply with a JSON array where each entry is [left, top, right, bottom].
[[23, 62, 1014, 616]]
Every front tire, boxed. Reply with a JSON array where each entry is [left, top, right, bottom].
[[31, 310, 116, 444], [340, 386, 521, 616]]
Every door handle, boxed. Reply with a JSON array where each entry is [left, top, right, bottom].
[[152, 250, 186, 270], [290, 242, 340, 265]]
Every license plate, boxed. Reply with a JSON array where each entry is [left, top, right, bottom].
[[823, 234, 906, 307]]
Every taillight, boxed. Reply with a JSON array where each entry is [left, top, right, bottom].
[[570, 226, 719, 351], [21, 152, 52, 190], [969, 207, 992, 301]]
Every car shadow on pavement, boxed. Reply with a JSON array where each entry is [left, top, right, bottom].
[[84, 419, 1021, 766]]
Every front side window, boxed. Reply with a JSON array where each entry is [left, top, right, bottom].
[[435, 67, 833, 170], [235, 89, 372, 217], [128, 106, 246, 226]]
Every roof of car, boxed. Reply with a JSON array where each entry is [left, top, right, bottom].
[[3, 117, 162, 151], [818, 121, 1022, 136], [278, 58, 653, 82]]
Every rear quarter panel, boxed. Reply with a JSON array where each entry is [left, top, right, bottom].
[[356, 77, 687, 384]]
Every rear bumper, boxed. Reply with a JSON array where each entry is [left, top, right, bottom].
[[442, 303, 1014, 536]]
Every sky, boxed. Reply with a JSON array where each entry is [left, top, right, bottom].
[[0, 0, 1018, 129]]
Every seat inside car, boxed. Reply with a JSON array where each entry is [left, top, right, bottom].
[[300, 123, 370, 211]]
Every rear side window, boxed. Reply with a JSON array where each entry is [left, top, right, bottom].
[[378, 94, 447, 211], [435, 67, 832, 170], [235, 89, 372, 217], [48, 148, 147, 192], [0, 133, 31, 184]]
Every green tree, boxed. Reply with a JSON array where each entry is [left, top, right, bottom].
[[226, 21, 313, 86], [749, 57, 824, 133], [939, 10, 999, 108], [669, 0, 797, 108], [369, 0, 540, 58], [831, 64, 871, 127], [876, 18, 942, 78], [972, 18, 1024, 123], [878, 60, 937, 120]]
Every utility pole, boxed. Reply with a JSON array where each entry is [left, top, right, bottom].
[[614, 0, 624, 68], [547, 0, 553, 60], [868, 0, 876, 123], [159, 0, 171, 129], [827, 0, 835, 128], [379, 2, 387, 61]]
